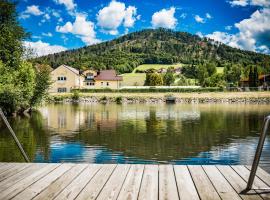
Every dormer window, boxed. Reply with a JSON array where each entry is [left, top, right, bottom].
[[86, 73, 94, 80]]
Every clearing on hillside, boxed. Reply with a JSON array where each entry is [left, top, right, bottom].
[[132, 64, 184, 73], [121, 73, 146, 86]]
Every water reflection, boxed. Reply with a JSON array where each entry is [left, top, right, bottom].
[[0, 103, 270, 166]]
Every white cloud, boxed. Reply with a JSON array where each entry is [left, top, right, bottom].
[[124, 6, 137, 27], [42, 32, 53, 37], [206, 13, 212, 19], [24, 5, 44, 16], [54, 0, 76, 11], [206, 8, 270, 54], [151, 7, 177, 29], [97, 0, 138, 35], [180, 13, 187, 19], [24, 40, 67, 57], [229, 0, 270, 7], [196, 32, 204, 38], [194, 15, 205, 23], [44, 14, 50, 20], [56, 14, 101, 45], [229, 0, 249, 6], [225, 25, 232, 30]]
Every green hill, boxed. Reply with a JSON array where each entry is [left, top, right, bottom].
[[31, 28, 270, 73]]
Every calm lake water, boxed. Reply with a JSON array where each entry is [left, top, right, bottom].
[[0, 103, 270, 167]]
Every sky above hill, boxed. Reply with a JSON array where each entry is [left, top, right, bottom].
[[18, 0, 270, 56]]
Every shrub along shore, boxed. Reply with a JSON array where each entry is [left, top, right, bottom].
[[48, 91, 270, 104]]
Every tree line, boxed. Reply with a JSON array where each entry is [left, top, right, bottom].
[[0, 0, 50, 115]]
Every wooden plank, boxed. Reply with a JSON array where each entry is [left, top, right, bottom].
[[174, 165, 200, 200], [76, 164, 117, 200], [54, 164, 101, 200], [97, 164, 130, 200], [0, 163, 16, 174], [203, 165, 242, 200], [232, 166, 269, 190], [232, 166, 270, 200], [33, 164, 88, 200], [117, 164, 144, 200], [217, 165, 263, 200], [159, 165, 179, 200], [138, 165, 158, 200], [12, 164, 74, 200], [246, 166, 270, 187], [0, 164, 46, 192], [0, 163, 60, 200], [0, 163, 29, 182], [188, 165, 221, 200]]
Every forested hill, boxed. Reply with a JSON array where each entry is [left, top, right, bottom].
[[31, 28, 270, 73]]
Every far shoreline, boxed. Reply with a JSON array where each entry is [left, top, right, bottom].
[[48, 91, 270, 104]]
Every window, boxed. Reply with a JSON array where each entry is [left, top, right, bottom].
[[57, 88, 67, 93], [86, 82, 95, 86], [107, 82, 109, 86], [57, 76, 67, 81], [86, 73, 94, 79]]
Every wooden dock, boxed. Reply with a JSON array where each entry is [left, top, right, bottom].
[[0, 163, 270, 200]]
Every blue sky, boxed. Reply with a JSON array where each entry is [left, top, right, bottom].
[[18, 0, 270, 56]]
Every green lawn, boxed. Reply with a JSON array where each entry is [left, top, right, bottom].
[[216, 67, 224, 74], [121, 73, 146, 86], [132, 63, 184, 73]]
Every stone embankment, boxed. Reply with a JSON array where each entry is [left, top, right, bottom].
[[49, 93, 270, 104]]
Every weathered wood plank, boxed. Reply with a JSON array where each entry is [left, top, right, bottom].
[[12, 164, 74, 200], [97, 164, 130, 200], [174, 165, 199, 200], [138, 165, 158, 200], [0, 163, 29, 182], [54, 164, 101, 200], [188, 165, 221, 200], [203, 165, 242, 200], [76, 164, 117, 200], [246, 166, 270, 187], [33, 164, 88, 200], [232, 166, 270, 200], [159, 165, 179, 200], [0, 163, 17, 174], [117, 164, 144, 200], [217, 165, 263, 200], [0, 163, 46, 192], [0, 163, 60, 200]]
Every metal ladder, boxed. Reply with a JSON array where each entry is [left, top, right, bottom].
[[243, 115, 270, 193], [0, 108, 30, 162]]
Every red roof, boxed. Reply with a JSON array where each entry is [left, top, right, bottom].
[[94, 70, 123, 81]]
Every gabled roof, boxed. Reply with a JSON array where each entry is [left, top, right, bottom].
[[58, 65, 80, 75], [94, 70, 123, 81]]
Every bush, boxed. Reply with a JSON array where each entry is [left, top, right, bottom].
[[71, 90, 80, 101], [115, 96, 123, 104]]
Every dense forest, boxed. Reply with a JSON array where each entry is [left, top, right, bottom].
[[31, 28, 270, 74]]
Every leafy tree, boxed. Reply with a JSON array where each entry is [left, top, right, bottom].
[[177, 75, 189, 86], [0, 1, 49, 115], [205, 62, 217, 76], [0, 0, 29, 68], [145, 73, 163, 86], [197, 64, 209, 86], [205, 73, 226, 88], [30, 65, 52, 109], [224, 64, 242, 86], [181, 64, 198, 79], [163, 67, 175, 85], [0, 61, 36, 115]]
